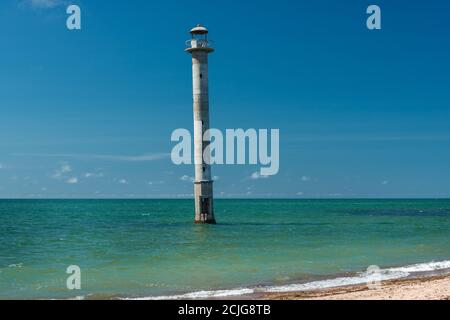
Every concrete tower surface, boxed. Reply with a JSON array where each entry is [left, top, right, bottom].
[[185, 24, 216, 224]]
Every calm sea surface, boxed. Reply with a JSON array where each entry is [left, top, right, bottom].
[[0, 199, 449, 299]]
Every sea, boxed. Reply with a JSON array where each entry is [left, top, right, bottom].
[[0, 199, 449, 299]]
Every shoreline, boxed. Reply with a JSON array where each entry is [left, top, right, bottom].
[[6, 271, 450, 300], [120, 261, 450, 300], [263, 273, 450, 300]]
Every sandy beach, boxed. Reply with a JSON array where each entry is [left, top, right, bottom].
[[264, 274, 450, 300]]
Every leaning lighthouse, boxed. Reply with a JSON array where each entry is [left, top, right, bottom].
[[186, 24, 216, 224]]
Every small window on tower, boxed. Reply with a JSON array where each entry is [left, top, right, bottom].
[[200, 73, 203, 79]]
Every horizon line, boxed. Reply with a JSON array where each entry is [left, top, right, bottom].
[[0, 197, 449, 200]]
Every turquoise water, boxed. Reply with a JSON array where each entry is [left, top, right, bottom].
[[0, 199, 449, 299]]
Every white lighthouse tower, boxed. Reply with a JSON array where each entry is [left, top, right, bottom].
[[186, 24, 216, 224]]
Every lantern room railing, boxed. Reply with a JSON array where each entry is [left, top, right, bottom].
[[185, 39, 213, 49]]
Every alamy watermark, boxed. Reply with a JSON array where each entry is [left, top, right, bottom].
[[66, 5, 81, 30], [66, 265, 81, 290], [63, 4, 379, 31], [366, 265, 382, 290], [171, 124, 280, 176], [367, 5, 381, 30]]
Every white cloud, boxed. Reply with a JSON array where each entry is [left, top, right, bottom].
[[84, 172, 104, 178], [14, 152, 169, 162], [94, 153, 169, 162], [0, 163, 13, 170], [24, 0, 65, 8], [180, 175, 195, 182], [61, 164, 71, 173], [301, 176, 311, 182], [148, 180, 165, 185], [52, 164, 72, 179], [213, 176, 220, 181], [296, 192, 304, 196], [250, 171, 269, 180], [118, 179, 128, 185], [66, 177, 78, 184], [381, 180, 389, 185]]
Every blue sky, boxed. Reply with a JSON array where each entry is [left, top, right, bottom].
[[0, 0, 449, 198]]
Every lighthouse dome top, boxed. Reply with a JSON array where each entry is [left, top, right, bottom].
[[190, 24, 208, 35], [185, 24, 214, 53]]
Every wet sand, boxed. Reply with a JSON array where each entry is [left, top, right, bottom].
[[264, 274, 450, 300]]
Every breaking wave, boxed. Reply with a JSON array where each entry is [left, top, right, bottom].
[[125, 260, 450, 300]]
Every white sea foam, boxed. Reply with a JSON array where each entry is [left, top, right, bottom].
[[8, 263, 23, 268], [387, 260, 450, 273], [264, 271, 407, 293], [267, 260, 450, 293], [126, 288, 255, 300], [127, 260, 450, 300], [68, 296, 86, 300]]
